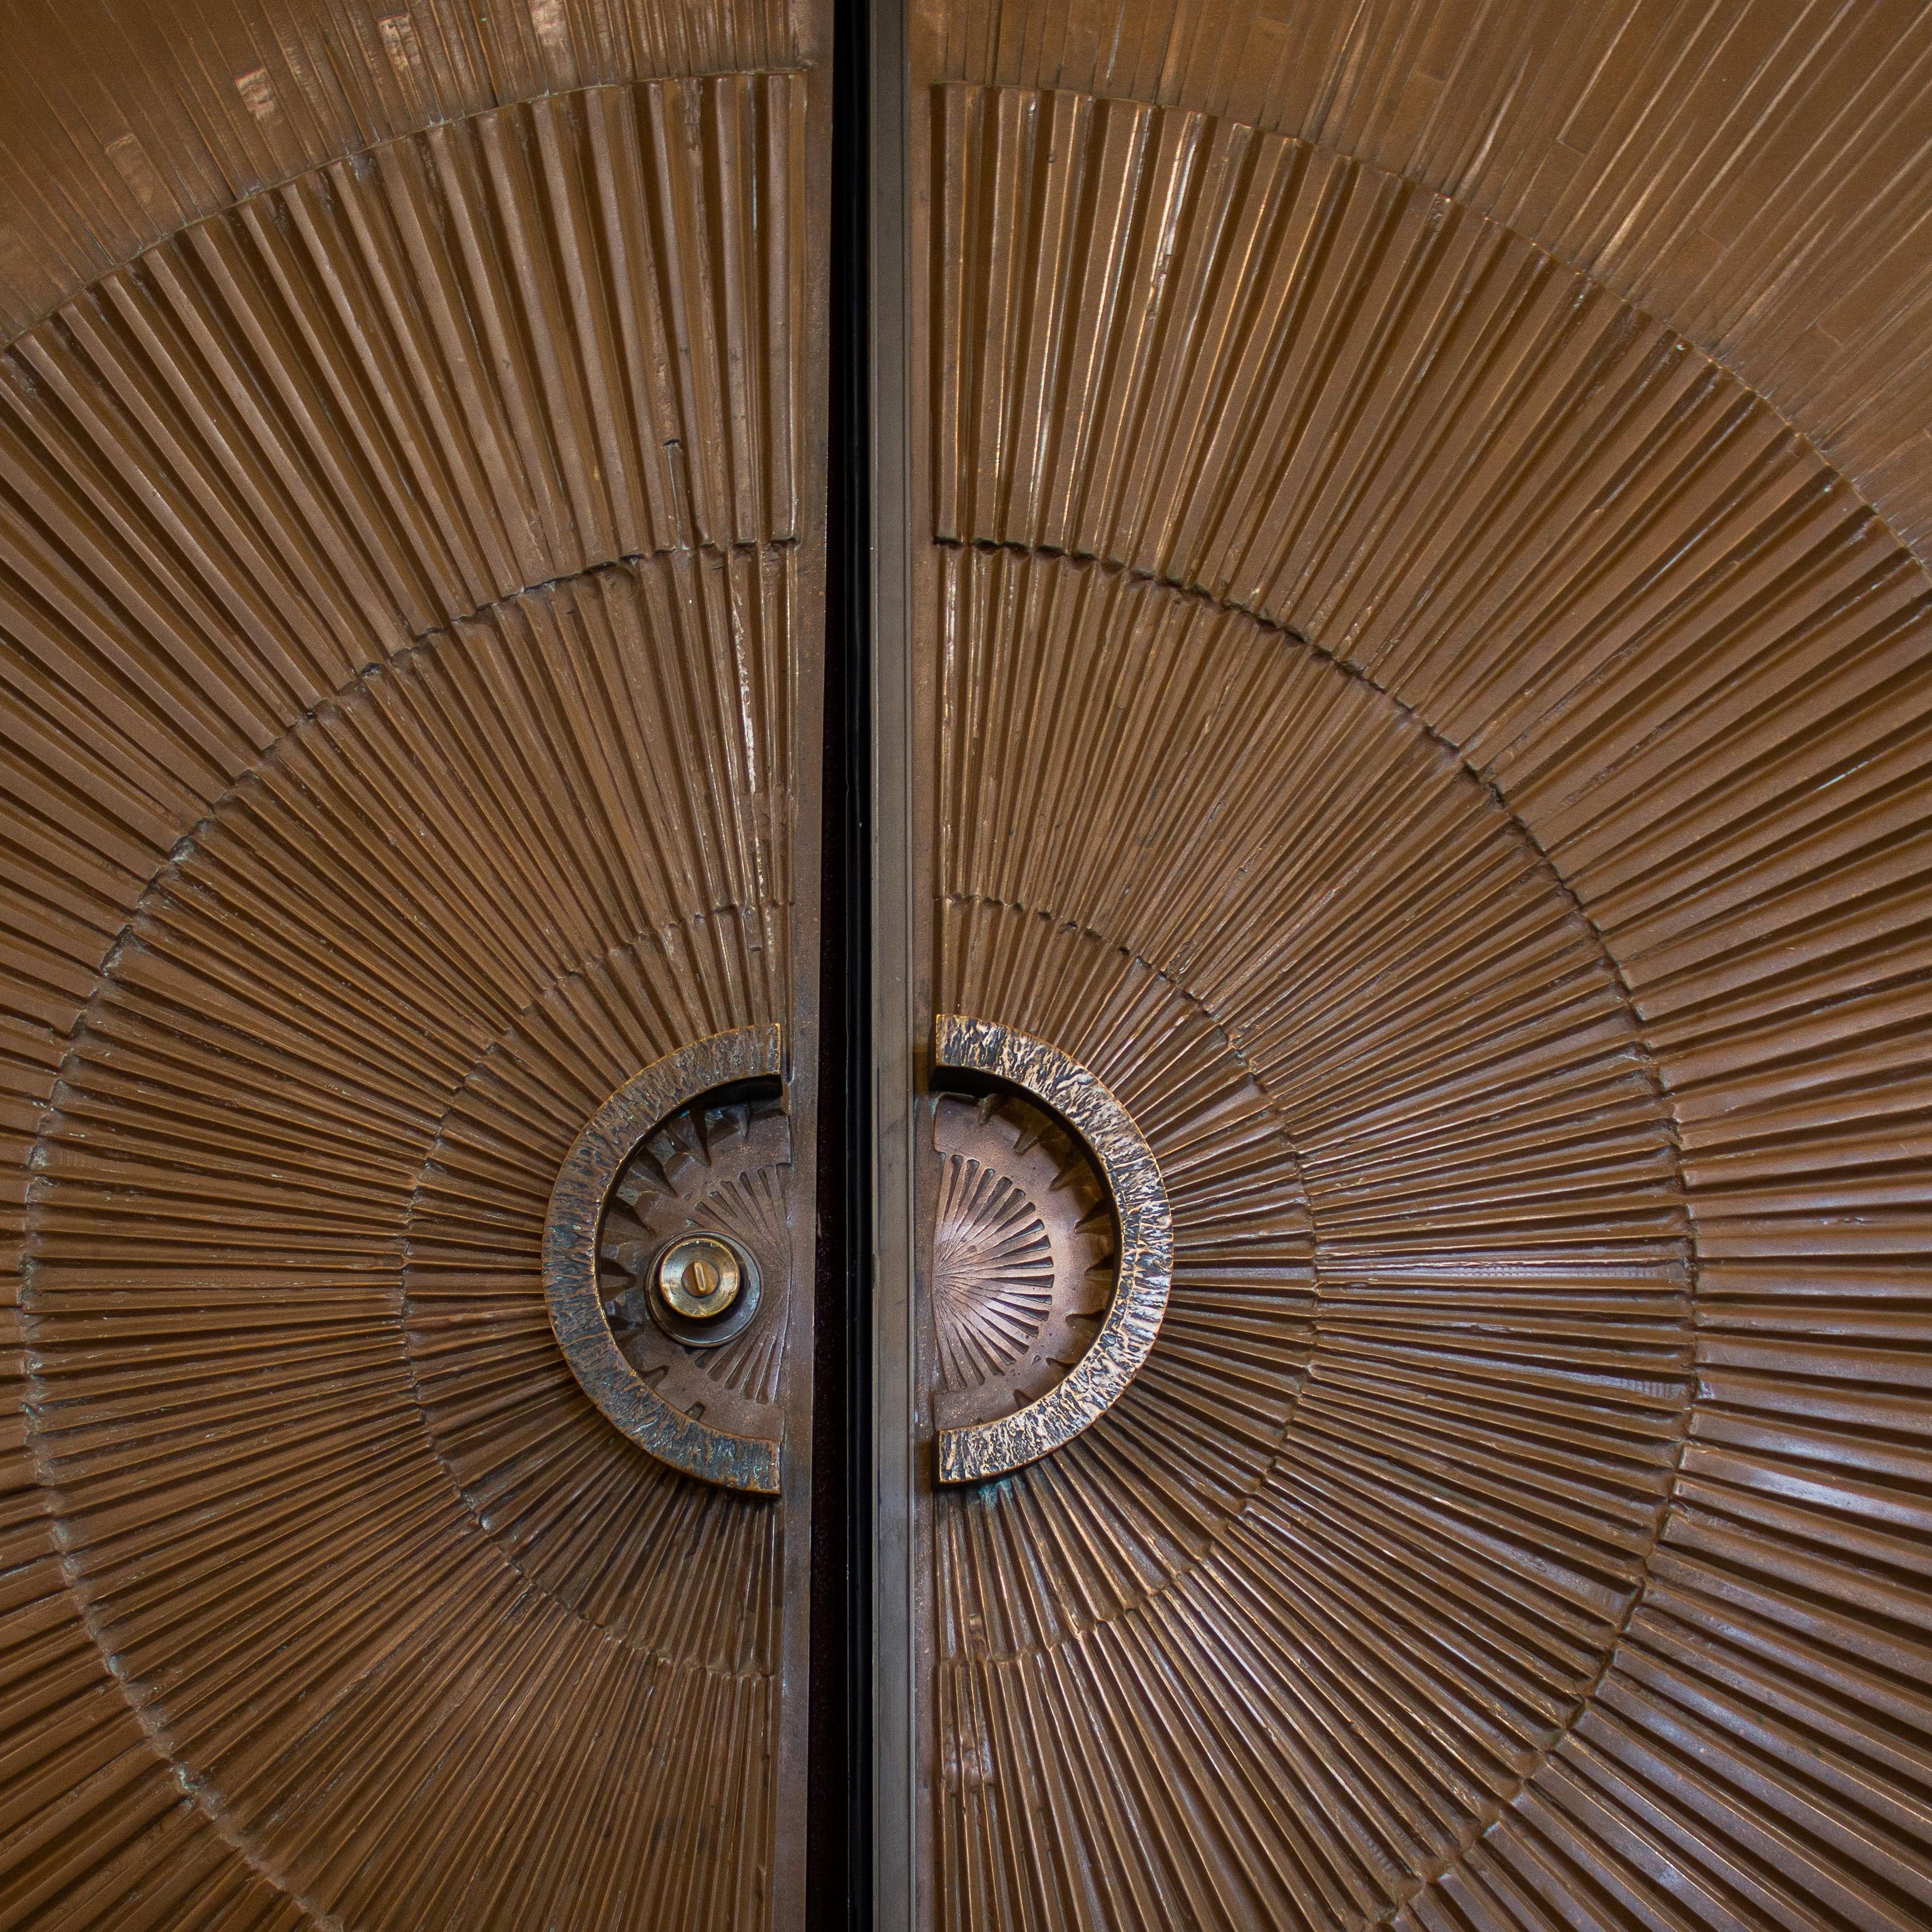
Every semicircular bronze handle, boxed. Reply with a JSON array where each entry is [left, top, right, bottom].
[[931, 1015, 1172, 1485], [544, 1024, 784, 1495]]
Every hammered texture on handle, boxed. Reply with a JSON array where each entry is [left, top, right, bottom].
[[931, 1015, 1172, 1484], [545, 1024, 787, 1493]]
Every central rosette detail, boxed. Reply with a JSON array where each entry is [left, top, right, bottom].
[[930, 1090, 1115, 1433], [595, 1093, 791, 1444]]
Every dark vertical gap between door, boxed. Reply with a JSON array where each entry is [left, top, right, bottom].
[[810, 0, 873, 1919]]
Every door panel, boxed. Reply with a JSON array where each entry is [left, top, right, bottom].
[[898, 44, 1932, 1932], [0, 13, 826, 1928], [924, 548, 1690, 1929], [2, 1, 1931, 1927]]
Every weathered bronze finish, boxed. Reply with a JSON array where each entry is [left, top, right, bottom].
[[546, 1025, 787, 1494], [0, 5, 829, 1918], [929, 1015, 1171, 1483], [0, 0, 1927, 1923], [603, 1093, 790, 1382], [896, 16, 1932, 1928]]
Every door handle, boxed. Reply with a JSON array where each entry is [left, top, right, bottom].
[[930, 1015, 1172, 1483], [545, 1024, 787, 1495]]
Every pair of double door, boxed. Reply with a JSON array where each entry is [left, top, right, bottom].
[[4, 1, 1928, 1930]]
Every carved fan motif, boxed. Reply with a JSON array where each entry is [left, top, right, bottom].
[[929, 1091, 1113, 1430], [0, 43, 820, 1929], [931, 1170, 1054, 1383]]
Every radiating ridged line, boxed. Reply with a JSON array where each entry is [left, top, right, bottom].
[[926, 76, 1931, 1932], [0, 59, 812, 1923], [930, 548, 1691, 1924], [917, 3, 1932, 558], [404, 966, 788, 1653], [14, 0, 1930, 558], [932, 1155, 1056, 1387], [21, 553, 792, 1928], [0, 73, 807, 1245], [0, 70, 800, 697], [0, 0, 813, 344]]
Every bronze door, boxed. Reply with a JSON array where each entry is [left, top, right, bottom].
[[0, 5, 831, 1927], [3, 1, 1932, 1929], [876, 5, 1932, 1931]]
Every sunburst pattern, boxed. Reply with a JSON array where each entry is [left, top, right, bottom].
[[931, 1160, 1055, 1389], [919, 77, 1931, 1931], [0, 34, 820, 1929], [929, 1090, 1112, 1429], [931, 563, 1692, 1919], [26, 558, 794, 1925], [409, 1043, 792, 1647], [1, 0, 1928, 1923], [934, 905, 1319, 1654]]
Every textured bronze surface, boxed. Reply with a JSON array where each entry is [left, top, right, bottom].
[[606, 1103, 788, 1367], [931, 1015, 1170, 1483], [545, 1025, 786, 1493], [0, 4, 829, 1924], [930, 1086, 1112, 1433], [0, 0, 1929, 1924], [901, 14, 1932, 1931]]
